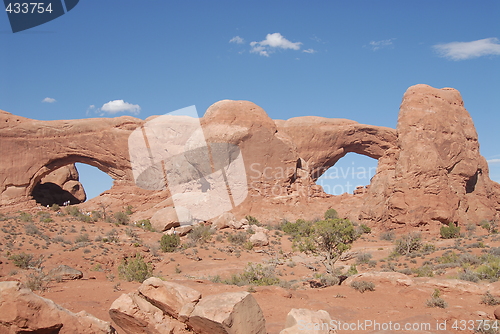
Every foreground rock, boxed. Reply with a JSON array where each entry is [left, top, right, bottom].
[[110, 280, 266, 334], [280, 308, 335, 334], [109, 292, 188, 334], [138, 277, 201, 322], [48, 264, 83, 280], [188, 291, 266, 334], [0, 281, 115, 334]]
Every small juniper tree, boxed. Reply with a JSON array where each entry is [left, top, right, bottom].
[[294, 215, 358, 274]]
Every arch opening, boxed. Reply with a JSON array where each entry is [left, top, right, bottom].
[[315, 152, 378, 196], [30, 162, 114, 206]]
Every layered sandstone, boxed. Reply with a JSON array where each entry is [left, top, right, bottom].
[[0, 84, 498, 230]]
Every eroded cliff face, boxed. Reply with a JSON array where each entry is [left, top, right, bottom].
[[1, 84, 498, 230]]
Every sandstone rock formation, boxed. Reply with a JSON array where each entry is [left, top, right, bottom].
[[1, 84, 499, 231], [109, 279, 266, 334], [279, 308, 335, 334], [32, 164, 86, 206], [0, 281, 115, 333]]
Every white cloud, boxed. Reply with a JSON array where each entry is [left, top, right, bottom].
[[229, 36, 244, 44], [250, 33, 302, 56], [42, 97, 56, 103], [99, 100, 141, 115], [434, 37, 500, 60], [302, 48, 316, 54], [368, 39, 395, 51]]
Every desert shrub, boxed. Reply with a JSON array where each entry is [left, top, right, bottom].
[[316, 273, 339, 287], [75, 233, 89, 243], [480, 220, 498, 234], [358, 224, 371, 234], [245, 215, 261, 226], [439, 251, 459, 264], [356, 252, 372, 264], [281, 219, 314, 238], [293, 217, 358, 273], [440, 222, 461, 239], [19, 211, 33, 223], [227, 231, 248, 245], [136, 219, 154, 232], [324, 209, 339, 220], [458, 253, 481, 266], [489, 248, 500, 256], [189, 225, 214, 244], [347, 264, 358, 275], [243, 241, 254, 250], [394, 232, 422, 255], [426, 289, 447, 308], [379, 231, 395, 241], [413, 265, 434, 277], [481, 291, 500, 306], [118, 253, 153, 282], [9, 252, 34, 269], [114, 211, 130, 225], [125, 205, 134, 215], [224, 263, 279, 286], [65, 206, 81, 217], [350, 280, 375, 293], [421, 243, 436, 254], [25, 224, 41, 236], [25, 272, 48, 291], [160, 234, 180, 252]]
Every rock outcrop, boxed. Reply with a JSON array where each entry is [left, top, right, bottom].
[[0, 281, 115, 333], [1, 84, 499, 231], [32, 164, 86, 205], [109, 279, 266, 334]]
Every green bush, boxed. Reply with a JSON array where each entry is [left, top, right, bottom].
[[324, 209, 339, 220], [114, 211, 130, 225], [19, 211, 33, 223], [136, 219, 154, 232], [227, 231, 248, 245], [188, 225, 214, 244], [245, 215, 261, 226], [481, 291, 500, 306], [65, 206, 81, 217], [160, 234, 180, 252], [440, 222, 461, 239], [350, 280, 375, 293], [118, 253, 153, 282], [379, 231, 395, 241], [359, 224, 371, 234], [9, 252, 34, 269], [224, 263, 279, 286], [426, 289, 447, 308]]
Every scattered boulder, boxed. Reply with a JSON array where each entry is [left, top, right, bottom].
[[166, 225, 193, 237], [211, 212, 236, 230], [138, 277, 201, 322], [249, 231, 269, 247], [280, 308, 335, 334], [109, 292, 187, 334], [151, 207, 192, 232], [48, 264, 83, 280], [0, 281, 115, 334], [188, 291, 266, 334]]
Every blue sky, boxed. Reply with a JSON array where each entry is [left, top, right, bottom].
[[1, 1, 499, 199]]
